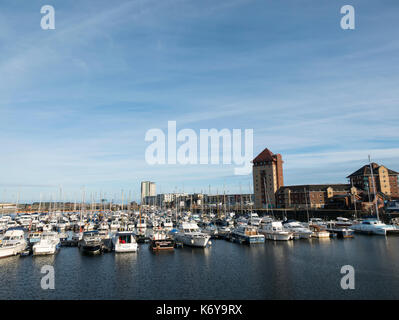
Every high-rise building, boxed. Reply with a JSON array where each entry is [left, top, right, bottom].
[[141, 181, 156, 203], [252, 148, 284, 208]]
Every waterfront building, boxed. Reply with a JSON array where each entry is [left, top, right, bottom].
[[276, 184, 356, 209], [347, 163, 399, 199], [141, 181, 156, 203], [252, 148, 284, 208]]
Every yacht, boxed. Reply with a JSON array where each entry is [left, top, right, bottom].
[[258, 221, 293, 241], [136, 218, 147, 231], [150, 232, 175, 251], [0, 223, 7, 234], [173, 222, 211, 247], [162, 218, 173, 230], [247, 212, 262, 227], [28, 231, 42, 245], [326, 222, 354, 238], [309, 218, 327, 227], [112, 231, 138, 253], [17, 215, 32, 229], [235, 216, 248, 226], [79, 231, 102, 254], [33, 232, 61, 255], [110, 220, 120, 232], [98, 222, 110, 239], [334, 217, 353, 227], [203, 224, 219, 239], [58, 231, 68, 242], [7, 220, 19, 229], [72, 231, 83, 242], [217, 226, 231, 239], [0, 228, 27, 258], [309, 224, 330, 238], [282, 220, 313, 239], [350, 219, 397, 235], [231, 225, 265, 244]]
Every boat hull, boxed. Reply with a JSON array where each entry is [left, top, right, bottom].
[[150, 239, 175, 251], [260, 231, 292, 241], [0, 243, 26, 258], [231, 232, 265, 244], [114, 243, 138, 253], [174, 234, 210, 247], [33, 243, 60, 256], [80, 244, 102, 254]]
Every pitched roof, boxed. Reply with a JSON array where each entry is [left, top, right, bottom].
[[252, 148, 276, 163], [346, 163, 399, 178], [278, 184, 351, 192]]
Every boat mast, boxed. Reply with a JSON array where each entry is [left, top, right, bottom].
[[39, 193, 42, 213], [240, 183, 243, 216], [263, 176, 269, 215], [304, 187, 309, 223], [351, 180, 357, 219], [368, 155, 379, 220]]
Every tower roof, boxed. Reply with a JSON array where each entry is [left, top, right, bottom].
[[252, 148, 278, 163], [346, 163, 399, 178]]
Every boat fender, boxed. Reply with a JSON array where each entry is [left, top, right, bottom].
[[191, 239, 194, 244]]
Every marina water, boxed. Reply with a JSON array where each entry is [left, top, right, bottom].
[[1, 234, 399, 299]]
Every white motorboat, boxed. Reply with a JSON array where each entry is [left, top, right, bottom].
[[0, 228, 27, 258], [112, 231, 138, 253], [282, 220, 313, 239], [0, 223, 7, 233], [236, 216, 248, 226], [72, 231, 83, 242], [203, 224, 219, 238], [33, 231, 61, 255], [173, 222, 211, 247], [334, 217, 353, 227], [247, 212, 262, 227], [28, 231, 42, 245], [231, 225, 265, 244], [258, 221, 293, 241], [162, 218, 173, 230], [217, 226, 231, 239], [7, 221, 19, 229], [136, 218, 147, 230], [79, 231, 102, 254], [110, 220, 120, 232], [17, 215, 32, 229], [350, 219, 397, 235], [309, 224, 331, 238]]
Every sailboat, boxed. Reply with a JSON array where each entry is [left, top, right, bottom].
[[351, 156, 397, 235]]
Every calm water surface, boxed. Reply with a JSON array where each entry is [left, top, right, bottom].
[[1, 235, 399, 299]]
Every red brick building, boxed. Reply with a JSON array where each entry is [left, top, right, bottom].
[[252, 148, 284, 208], [276, 184, 355, 209], [347, 163, 399, 199]]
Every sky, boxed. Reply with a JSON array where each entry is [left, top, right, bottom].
[[0, 0, 398, 203]]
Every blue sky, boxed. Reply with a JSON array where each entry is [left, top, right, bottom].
[[0, 0, 398, 202]]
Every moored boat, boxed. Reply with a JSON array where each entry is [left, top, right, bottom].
[[326, 222, 354, 238], [282, 220, 313, 239], [150, 232, 175, 251], [0, 228, 27, 258], [230, 225, 265, 244], [350, 219, 396, 235], [309, 224, 330, 238], [112, 231, 138, 253], [33, 231, 61, 256], [173, 222, 211, 247], [79, 231, 102, 254], [258, 221, 293, 241]]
